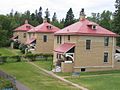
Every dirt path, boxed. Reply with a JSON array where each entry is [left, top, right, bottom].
[[62, 73, 119, 79], [28, 61, 88, 90]]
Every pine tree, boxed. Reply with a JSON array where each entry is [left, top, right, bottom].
[[113, 0, 120, 46], [44, 8, 50, 23], [64, 8, 75, 27], [52, 12, 57, 22], [37, 6, 43, 24]]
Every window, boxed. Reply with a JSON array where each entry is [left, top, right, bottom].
[[60, 36, 62, 44], [104, 37, 109, 46], [57, 35, 62, 44], [68, 35, 70, 41], [104, 52, 108, 62], [57, 54, 61, 59], [26, 26, 31, 29], [23, 33, 26, 38], [86, 40, 91, 50], [92, 25, 97, 30], [81, 68, 86, 72], [43, 35, 47, 42], [57, 36, 59, 44], [46, 26, 52, 30]]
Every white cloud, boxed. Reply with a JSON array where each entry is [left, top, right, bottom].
[[0, 0, 115, 19]]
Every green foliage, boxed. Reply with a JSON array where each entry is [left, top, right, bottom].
[[113, 0, 120, 46], [87, 13, 100, 24], [100, 10, 112, 30], [25, 53, 53, 61], [0, 78, 13, 89], [19, 44, 27, 54], [64, 8, 75, 27], [25, 54, 36, 61], [13, 41, 20, 49], [0, 29, 10, 47]]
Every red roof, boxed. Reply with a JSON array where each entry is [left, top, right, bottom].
[[55, 19, 118, 37], [14, 24, 34, 32], [26, 38, 36, 44], [54, 43, 75, 53], [28, 22, 60, 33]]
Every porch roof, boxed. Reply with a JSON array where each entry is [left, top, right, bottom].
[[26, 38, 36, 44], [54, 43, 75, 53], [11, 36, 18, 40]]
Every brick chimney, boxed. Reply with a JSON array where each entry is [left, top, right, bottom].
[[43, 18, 47, 23], [80, 8, 86, 21]]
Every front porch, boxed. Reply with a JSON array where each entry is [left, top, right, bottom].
[[54, 43, 75, 72]]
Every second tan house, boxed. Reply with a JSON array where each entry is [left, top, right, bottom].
[[27, 20, 60, 54], [11, 20, 34, 44], [53, 10, 119, 72]]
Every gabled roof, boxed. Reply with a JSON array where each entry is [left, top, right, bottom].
[[28, 22, 60, 33], [54, 43, 75, 53], [14, 20, 34, 32], [55, 19, 118, 37]]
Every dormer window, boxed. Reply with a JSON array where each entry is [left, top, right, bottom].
[[87, 22, 97, 30], [26, 26, 31, 29], [92, 25, 97, 30], [46, 25, 52, 30]]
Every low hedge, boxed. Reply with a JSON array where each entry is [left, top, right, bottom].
[[0, 53, 53, 64], [25, 53, 53, 61]]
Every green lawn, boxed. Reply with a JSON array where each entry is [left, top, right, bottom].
[[64, 70, 120, 90], [34, 61, 53, 71], [0, 62, 79, 90], [0, 48, 22, 56]]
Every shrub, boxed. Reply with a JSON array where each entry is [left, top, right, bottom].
[[0, 56, 8, 63], [12, 55, 21, 62], [13, 41, 20, 49], [25, 54, 36, 61], [19, 44, 28, 54], [43, 53, 53, 61]]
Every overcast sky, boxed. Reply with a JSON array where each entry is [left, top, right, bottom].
[[0, 0, 115, 19]]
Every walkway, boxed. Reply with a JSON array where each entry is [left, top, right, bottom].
[[16, 80, 31, 90], [28, 62, 88, 90]]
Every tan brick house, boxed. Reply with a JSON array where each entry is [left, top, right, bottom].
[[27, 20, 60, 54], [53, 9, 119, 72], [11, 20, 34, 44]]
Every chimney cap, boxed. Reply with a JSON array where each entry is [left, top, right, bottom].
[[80, 8, 86, 21], [25, 20, 28, 24]]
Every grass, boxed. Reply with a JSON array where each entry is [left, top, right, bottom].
[[0, 48, 22, 56], [63, 70, 120, 90], [34, 60, 53, 71], [33, 60, 120, 90], [0, 62, 79, 90]]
